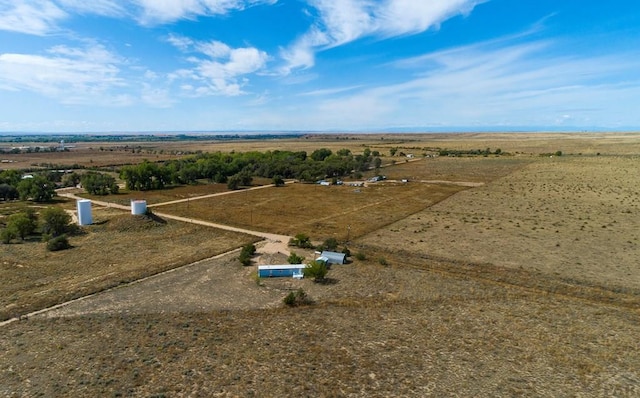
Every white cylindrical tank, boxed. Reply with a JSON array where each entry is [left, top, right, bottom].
[[131, 200, 147, 215], [77, 199, 92, 225]]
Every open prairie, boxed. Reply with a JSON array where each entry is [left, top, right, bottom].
[[1, 133, 639, 396], [359, 155, 640, 290], [0, 208, 257, 321]]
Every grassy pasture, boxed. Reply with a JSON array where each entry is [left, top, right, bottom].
[[158, 180, 467, 241], [0, 209, 256, 321], [360, 155, 640, 290]]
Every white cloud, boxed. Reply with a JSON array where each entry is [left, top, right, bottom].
[[302, 38, 640, 129], [58, 0, 124, 17], [0, 44, 129, 105], [0, 0, 67, 35], [279, 0, 485, 73], [134, 0, 278, 24], [168, 35, 268, 96], [0, 0, 278, 35]]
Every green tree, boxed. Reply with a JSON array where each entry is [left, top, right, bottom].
[[0, 169, 22, 186], [6, 210, 37, 240], [0, 183, 18, 201], [239, 243, 256, 266], [310, 148, 332, 161], [273, 175, 285, 187], [16, 176, 55, 202], [303, 260, 328, 283], [81, 172, 119, 195], [389, 147, 398, 156], [41, 207, 71, 238], [287, 252, 305, 264], [1, 227, 16, 244], [289, 233, 312, 249]]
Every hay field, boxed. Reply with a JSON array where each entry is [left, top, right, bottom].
[[0, 208, 256, 321], [158, 181, 467, 241], [359, 155, 640, 290]]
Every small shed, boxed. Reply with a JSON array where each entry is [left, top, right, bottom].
[[316, 251, 346, 265], [258, 264, 307, 278]]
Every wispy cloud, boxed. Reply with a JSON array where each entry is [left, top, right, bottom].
[[283, 36, 640, 129], [167, 35, 268, 96], [0, 0, 67, 35], [133, 0, 278, 25], [0, 0, 278, 35], [0, 43, 131, 105], [279, 0, 485, 74]]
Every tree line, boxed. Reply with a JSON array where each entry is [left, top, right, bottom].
[[118, 148, 382, 191]]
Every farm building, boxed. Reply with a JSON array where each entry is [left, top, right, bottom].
[[258, 264, 307, 278], [316, 251, 347, 265]]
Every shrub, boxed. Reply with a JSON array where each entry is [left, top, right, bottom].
[[303, 260, 328, 283], [239, 243, 256, 266], [41, 206, 71, 237], [322, 237, 338, 251], [287, 252, 305, 264], [378, 257, 389, 266], [289, 233, 313, 249], [354, 252, 366, 261], [283, 289, 312, 307], [46, 234, 70, 251], [1, 227, 17, 244]]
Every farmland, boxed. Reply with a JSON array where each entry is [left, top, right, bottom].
[[1, 132, 639, 396]]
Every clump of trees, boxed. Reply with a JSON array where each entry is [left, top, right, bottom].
[[117, 148, 381, 192], [0, 170, 57, 202], [80, 172, 119, 195], [1, 206, 73, 251], [438, 148, 504, 157]]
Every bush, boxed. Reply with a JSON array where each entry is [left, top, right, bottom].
[[322, 237, 338, 251], [289, 233, 313, 249], [41, 206, 71, 237], [283, 289, 312, 307], [303, 260, 328, 283], [378, 257, 389, 266], [354, 252, 366, 261], [46, 234, 70, 251], [239, 243, 256, 266], [1, 227, 17, 244], [287, 252, 305, 264]]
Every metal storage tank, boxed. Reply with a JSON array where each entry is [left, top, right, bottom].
[[77, 199, 92, 225], [131, 200, 147, 215]]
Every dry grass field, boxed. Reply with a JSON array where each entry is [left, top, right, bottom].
[[158, 181, 467, 241], [1, 256, 639, 396], [0, 208, 256, 321], [360, 155, 640, 291], [1, 133, 640, 396]]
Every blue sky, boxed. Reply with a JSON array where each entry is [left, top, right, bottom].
[[0, 0, 639, 133]]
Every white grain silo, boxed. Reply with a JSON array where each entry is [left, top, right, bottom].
[[77, 199, 92, 225], [131, 200, 147, 215]]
